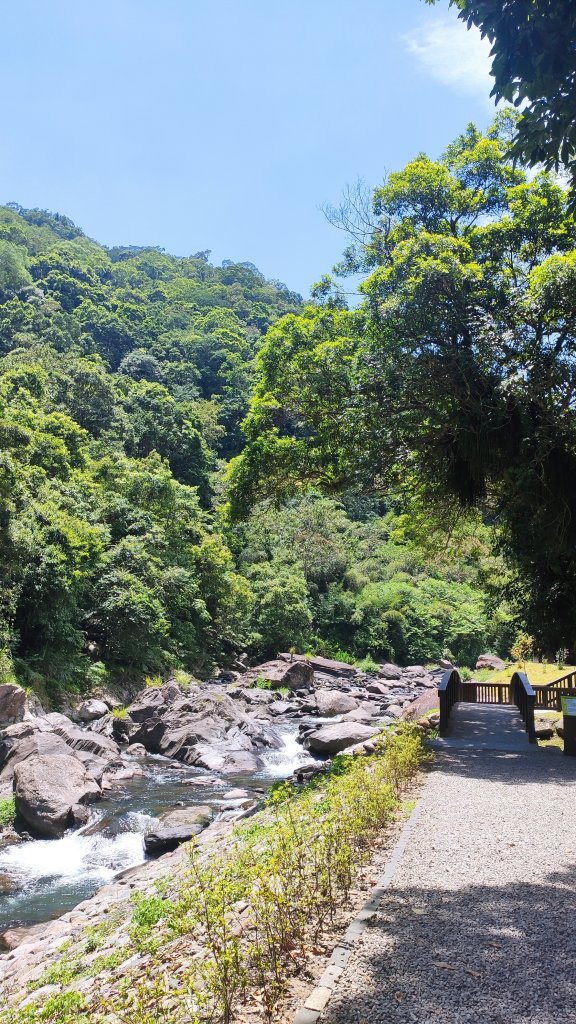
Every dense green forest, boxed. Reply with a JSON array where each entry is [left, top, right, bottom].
[[231, 113, 576, 657], [0, 198, 515, 696]]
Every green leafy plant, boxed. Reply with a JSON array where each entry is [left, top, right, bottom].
[[510, 631, 535, 669], [0, 795, 16, 828]]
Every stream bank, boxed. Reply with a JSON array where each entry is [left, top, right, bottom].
[[0, 655, 440, 940]]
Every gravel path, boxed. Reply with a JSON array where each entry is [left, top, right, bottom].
[[320, 727, 576, 1024]]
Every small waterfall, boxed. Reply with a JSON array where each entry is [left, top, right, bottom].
[[0, 825, 146, 886], [0, 819, 150, 927], [258, 724, 314, 779]]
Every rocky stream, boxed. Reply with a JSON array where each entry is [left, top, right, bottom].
[[0, 654, 441, 946]]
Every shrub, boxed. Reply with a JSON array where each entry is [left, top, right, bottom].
[[0, 795, 15, 828], [356, 655, 380, 673]]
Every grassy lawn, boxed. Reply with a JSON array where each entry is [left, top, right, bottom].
[[473, 661, 575, 685]]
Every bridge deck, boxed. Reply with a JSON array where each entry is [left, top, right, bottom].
[[435, 701, 537, 752]]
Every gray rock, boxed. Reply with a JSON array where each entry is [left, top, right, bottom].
[[0, 722, 71, 783], [77, 699, 109, 722], [402, 666, 426, 678], [44, 713, 120, 761], [280, 653, 357, 678], [379, 663, 402, 680], [192, 745, 259, 774], [315, 689, 359, 717], [305, 723, 379, 755], [341, 707, 376, 723], [384, 704, 403, 718], [144, 805, 213, 853], [13, 753, 100, 837], [0, 922, 47, 952], [476, 653, 506, 670], [268, 700, 293, 715], [126, 742, 147, 757], [366, 681, 391, 696], [416, 674, 436, 688], [0, 685, 26, 727], [237, 688, 276, 705]]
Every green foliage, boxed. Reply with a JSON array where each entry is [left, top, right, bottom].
[[356, 655, 379, 673], [251, 677, 289, 695], [510, 631, 535, 668], [0, 205, 301, 687], [0, 795, 15, 828], [428, 1, 576, 204], [233, 117, 576, 655], [230, 492, 513, 665]]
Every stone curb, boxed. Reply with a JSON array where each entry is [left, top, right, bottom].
[[292, 798, 423, 1024]]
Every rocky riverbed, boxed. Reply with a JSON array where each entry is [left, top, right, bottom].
[[0, 654, 442, 942]]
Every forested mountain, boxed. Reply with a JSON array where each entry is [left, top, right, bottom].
[[0, 201, 512, 699]]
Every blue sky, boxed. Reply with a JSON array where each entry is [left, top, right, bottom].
[[0, 0, 496, 296]]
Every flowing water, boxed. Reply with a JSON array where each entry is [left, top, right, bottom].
[[0, 723, 316, 930]]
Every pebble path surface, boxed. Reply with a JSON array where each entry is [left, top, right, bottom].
[[320, 707, 576, 1024]]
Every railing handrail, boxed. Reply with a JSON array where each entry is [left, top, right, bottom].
[[438, 669, 456, 692], [511, 670, 536, 742], [512, 669, 535, 697], [534, 668, 576, 691], [439, 668, 461, 734]]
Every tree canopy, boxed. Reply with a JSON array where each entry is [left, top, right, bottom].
[[428, 1, 576, 201], [230, 118, 576, 654]]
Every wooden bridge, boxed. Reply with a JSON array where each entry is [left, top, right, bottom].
[[439, 667, 576, 742]]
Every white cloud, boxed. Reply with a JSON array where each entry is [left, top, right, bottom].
[[404, 17, 496, 108]]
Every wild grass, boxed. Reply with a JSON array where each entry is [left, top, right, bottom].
[[474, 661, 575, 685]]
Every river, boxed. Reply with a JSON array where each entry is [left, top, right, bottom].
[[0, 723, 314, 931]]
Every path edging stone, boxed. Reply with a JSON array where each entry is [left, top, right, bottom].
[[293, 797, 424, 1023]]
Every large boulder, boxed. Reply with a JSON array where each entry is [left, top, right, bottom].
[[192, 745, 259, 774], [476, 654, 506, 671], [0, 721, 70, 783], [42, 713, 121, 781], [0, 685, 26, 727], [315, 689, 359, 717], [13, 753, 100, 837], [0, 714, 119, 788], [305, 722, 379, 755], [379, 663, 402, 680], [247, 660, 314, 691], [366, 681, 391, 696], [341, 706, 378, 723], [143, 805, 213, 854], [403, 666, 426, 678], [77, 699, 109, 722], [280, 654, 357, 678]]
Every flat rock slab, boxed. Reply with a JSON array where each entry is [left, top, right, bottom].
[[305, 723, 379, 755], [318, 744, 576, 1024], [144, 805, 213, 853]]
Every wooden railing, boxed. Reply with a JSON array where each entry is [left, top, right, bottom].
[[510, 671, 536, 743], [460, 681, 510, 705], [533, 669, 576, 710], [438, 665, 575, 742], [439, 668, 461, 734]]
